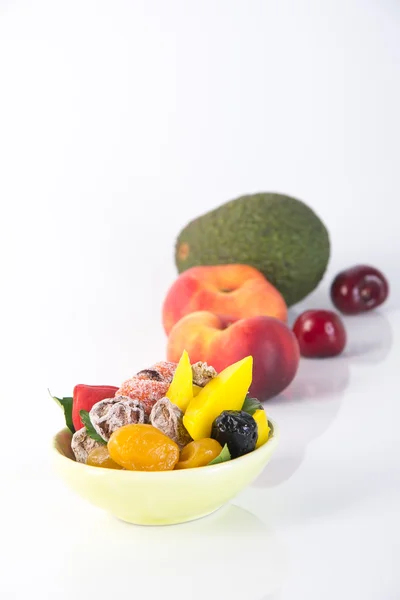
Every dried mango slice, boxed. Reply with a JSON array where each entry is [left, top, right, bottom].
[[166, 350, 193, 412], [193, 384, 202, 397], [183, 356, 253, 440], [253, 409, 270, 448]]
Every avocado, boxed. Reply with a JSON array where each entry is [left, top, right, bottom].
[[175, 192, 330, 306]]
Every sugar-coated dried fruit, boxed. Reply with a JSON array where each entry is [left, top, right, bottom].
[[136, 369, 164, 381], [86, 445, 123, 469], [117, 362, 178, 414], [65, 354, 266, 471], [89, 396, 146, 441], [191, 362, 217, 387], [71, 427, 103, 463], [116, 377, 170, 415], [108, 424, 180, 471], [211, 410, 258, 459], [144, 361, 177, 384], [175, 438, 222, 469], [150, 397, 192, 449]]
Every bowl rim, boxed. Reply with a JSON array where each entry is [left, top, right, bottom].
[[52, 418, 279, 477]]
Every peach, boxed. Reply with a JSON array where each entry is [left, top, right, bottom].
[[162, 264, 287, 335], [167, 311, 300, 400]]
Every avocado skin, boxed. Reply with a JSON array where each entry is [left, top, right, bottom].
[[175, 192, 330, 307]]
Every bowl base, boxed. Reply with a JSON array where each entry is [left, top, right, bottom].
[[113, 505, 224, 527]]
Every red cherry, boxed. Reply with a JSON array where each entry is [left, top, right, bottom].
[[331, 265, 389, 315], [293, 310, 346, 358]]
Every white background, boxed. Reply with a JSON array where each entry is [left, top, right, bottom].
[[0, 1, 399, 599]]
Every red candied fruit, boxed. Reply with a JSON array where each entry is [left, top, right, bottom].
[[135, 361, 177, 383], [148, 361, 177, 383], [117, 361, 177, 415], [116, 377, 170, 415]]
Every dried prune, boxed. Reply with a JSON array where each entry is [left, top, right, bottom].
[[211, 411, 258, 458]]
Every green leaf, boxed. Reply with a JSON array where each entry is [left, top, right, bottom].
[[80, 410, 106, 444], [49, 389, 75, 433], [242, 396, 263, 416], [208, 444, 231, 466]]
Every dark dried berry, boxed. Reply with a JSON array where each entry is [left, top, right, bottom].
[[211, 410, 258, 459]]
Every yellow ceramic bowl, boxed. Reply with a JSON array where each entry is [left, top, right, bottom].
[[52, 420, 279, 525]]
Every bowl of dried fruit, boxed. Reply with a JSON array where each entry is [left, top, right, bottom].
[[51, 352, 279, 525]]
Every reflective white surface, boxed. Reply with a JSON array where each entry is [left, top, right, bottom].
[[1, 1, 399, 598], [2, 306, 399, 600]]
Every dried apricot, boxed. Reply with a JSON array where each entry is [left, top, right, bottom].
[[86, 446, 123, 469], [175, 438, 222, 470], [108, 424, 179, 471]]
